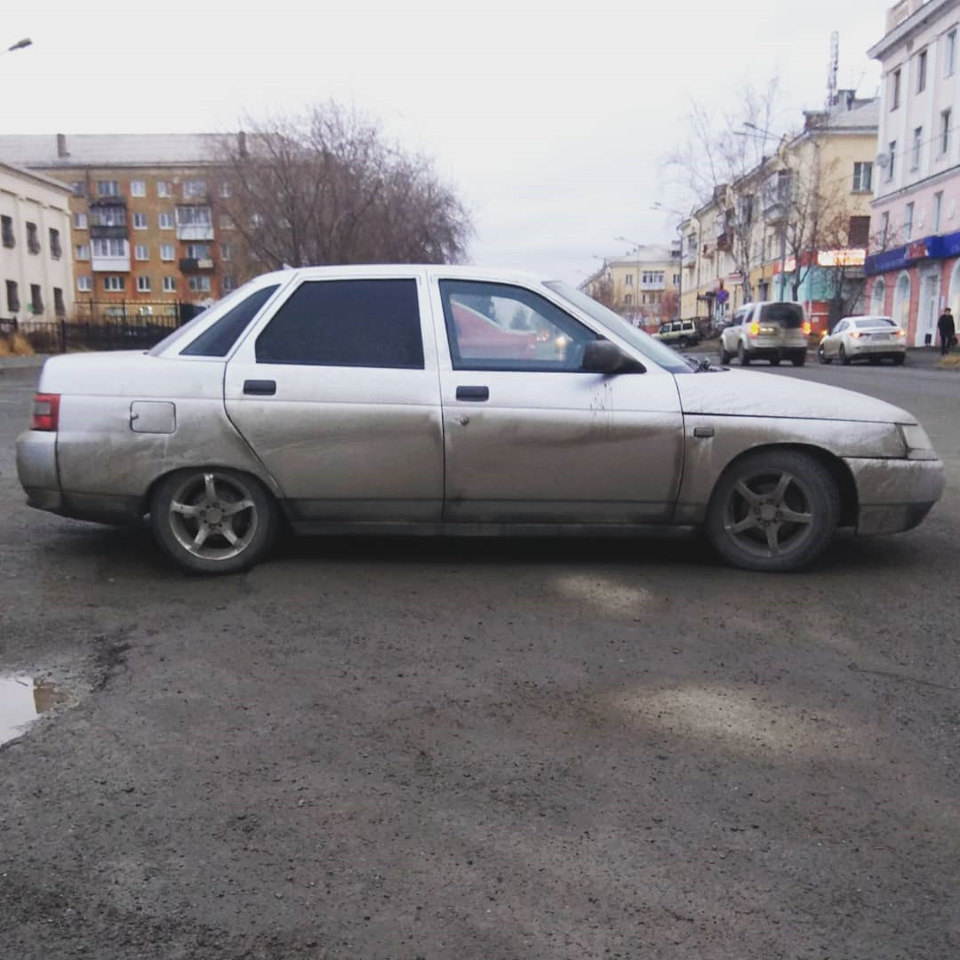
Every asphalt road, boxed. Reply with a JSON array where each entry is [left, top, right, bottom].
[[1, 360, 958, 960]]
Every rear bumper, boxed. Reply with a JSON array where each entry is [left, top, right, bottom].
[[847, 341, 907, 357], [845, 457, 945, 535]]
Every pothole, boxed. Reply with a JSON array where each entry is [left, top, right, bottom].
[[0, 675, 67, 747]]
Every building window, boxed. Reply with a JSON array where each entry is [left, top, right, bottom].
[[947, 30, 957, 76], [672, 273, 680, 285], [158, 212, 174, 230], [163, 276, 177, 293], [77, 276, 91, 292], [53, 288, 65, 317], [5, 280, 19, 312], [183, 180, 207, 198], [135, 244, 149, 261], [624, 274, 633, 286], [891, 68, 901, 109], [904, 202, 915, 241], [624, 293, 633, 306], [75, 243, 90, 260], [912, 127, 923, 169], [71, 181, 87, 197], [848, 216, 871, 247], [880, 211, 890, 246], [942, 110, 952, 155], [133, 212, 148, 230], [130, 180, 146, 197], [90, 206, 126, 227], [221, 243, 232, 261], [48, 228, 62, 259], [188, 276, 212, 292], [186, 243, 210, 259], [886, 141, 896, 181], [219, 182, 232, 198], [219, 214, 235, 230], [222, 274, 236, 291], [157, 181, 171, 198], [0, 215, 13, 248], [136, 276, 151, 293], [30, 284, 43, 314], [73, 212, 88, 230], [641, 271, 664, 285], [852, 161, 873, 192], [103, 276, 125, 292], [176, 206, 212, 227], [97, 180, 120, 197], [160, 244, 175, 261], [26, 222, 40, 254], [917, 50, 928, 92], [934, 191, 944, 233], [92, 238, 127, 258]]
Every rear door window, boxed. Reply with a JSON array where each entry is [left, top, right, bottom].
[[255, 279, 424, 368]]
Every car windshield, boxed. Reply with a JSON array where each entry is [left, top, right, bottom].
[[855, 317, 895, 328], [757, 302, 804, 328], [545, 282, 693, 373]]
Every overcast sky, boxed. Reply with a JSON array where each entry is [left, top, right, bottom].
[[4, 0, 892, 283]]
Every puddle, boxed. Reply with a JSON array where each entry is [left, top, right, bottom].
[[0, 675, 64, 747]]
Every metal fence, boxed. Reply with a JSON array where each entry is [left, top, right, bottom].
[[2, 300, 205, 354]]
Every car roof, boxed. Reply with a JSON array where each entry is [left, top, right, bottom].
[[250, 264, 552, 286]]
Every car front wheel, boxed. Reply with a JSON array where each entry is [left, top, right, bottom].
[[706, 450, 840, 572], [818, 344, 831, 364], [150, 468, 279, 575]]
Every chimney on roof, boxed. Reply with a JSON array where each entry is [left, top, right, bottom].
[[238, 130, 248, 158], [56, 133, 69, 158]]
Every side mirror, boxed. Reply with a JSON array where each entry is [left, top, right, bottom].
[[581, 339, 645, 374]]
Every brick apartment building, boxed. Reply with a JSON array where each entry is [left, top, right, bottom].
[[0, 134, 244, 321]]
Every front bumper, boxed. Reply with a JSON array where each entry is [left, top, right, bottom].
[[845, 457, 945, 535]]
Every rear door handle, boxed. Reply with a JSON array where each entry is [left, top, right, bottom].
[[456, 385, 489, 401], [243, 379, 276, 396]]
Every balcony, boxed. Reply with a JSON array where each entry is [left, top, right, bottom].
[[179, 257, 216, 273], [90, 224, 129, 241], [89, 196, 127, 208], [91, 254, 131, 272], [176, 224, 214, 242]]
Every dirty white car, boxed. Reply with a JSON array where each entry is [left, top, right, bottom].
[[17, 266, 944, 575]]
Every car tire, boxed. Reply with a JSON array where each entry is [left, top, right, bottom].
[[150, 468, 279, 575], [893, 354, 906, 366], [738, 342, 750, 366], [769, 357, 781, 366], [718, 344, 730, 365], [791, 353, 806, 367], [706, 450, 840, 573], [869, 356, 880, 365], [839, 344, 851, 365], [678, 338, 690, 348], [818, 344, 831, 364]]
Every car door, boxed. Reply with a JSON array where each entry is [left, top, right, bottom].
[[430, 276, 684, 524], [223, 271, 444, 522], [722, 310, 741, 352]]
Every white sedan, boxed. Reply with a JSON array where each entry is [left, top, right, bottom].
[[818, 316, 907, 366]]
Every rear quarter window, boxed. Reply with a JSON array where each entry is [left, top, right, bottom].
[[180, 285, 279, 357]]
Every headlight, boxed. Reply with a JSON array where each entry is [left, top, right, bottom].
[[898, 423, 938, 460]]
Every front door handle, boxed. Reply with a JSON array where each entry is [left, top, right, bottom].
[[243, 379, 276, 396], [456, 385, 489, 401]]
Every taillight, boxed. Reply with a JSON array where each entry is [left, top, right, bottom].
[[31, 393, 60, 432], [894, 329, 906, 337], [802, 321, 811, 336], [849, 331, 863, 339], [749, 322, 760, 336]]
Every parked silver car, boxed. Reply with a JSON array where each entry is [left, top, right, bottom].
[[719, 301, 810, 366], [818, 315, 907, 365], [17, 266, 944, 575]]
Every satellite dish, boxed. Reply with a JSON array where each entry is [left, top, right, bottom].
[[876, 153, 890, 169]]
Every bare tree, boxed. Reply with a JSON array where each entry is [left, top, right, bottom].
[[216, 102, 473, 275], [665, 78, 784, 304]]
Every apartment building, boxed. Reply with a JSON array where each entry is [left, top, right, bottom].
[[680, 93, 878, 332], [865, 0, 960, 346], [580, 244, 681, 327], [0, 134, 241, 319], [0, 160, 74, 328]]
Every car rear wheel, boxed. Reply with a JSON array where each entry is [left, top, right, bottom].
[[706, 450, 840, 573], [738, 342, 750, 366], [893, 354, 906, 366], [791, 353, 806, 367], [839, 344, 851, 365], [150, 468, 279, 575], [769, 357, 781, 366]]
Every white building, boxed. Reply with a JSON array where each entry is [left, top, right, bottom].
[[0, 161, 74, 328]]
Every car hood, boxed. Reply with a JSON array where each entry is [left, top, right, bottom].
[[675, 369, 916, 424]]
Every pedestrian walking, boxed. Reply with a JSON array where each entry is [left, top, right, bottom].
[[938, 307, 956, 356]]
